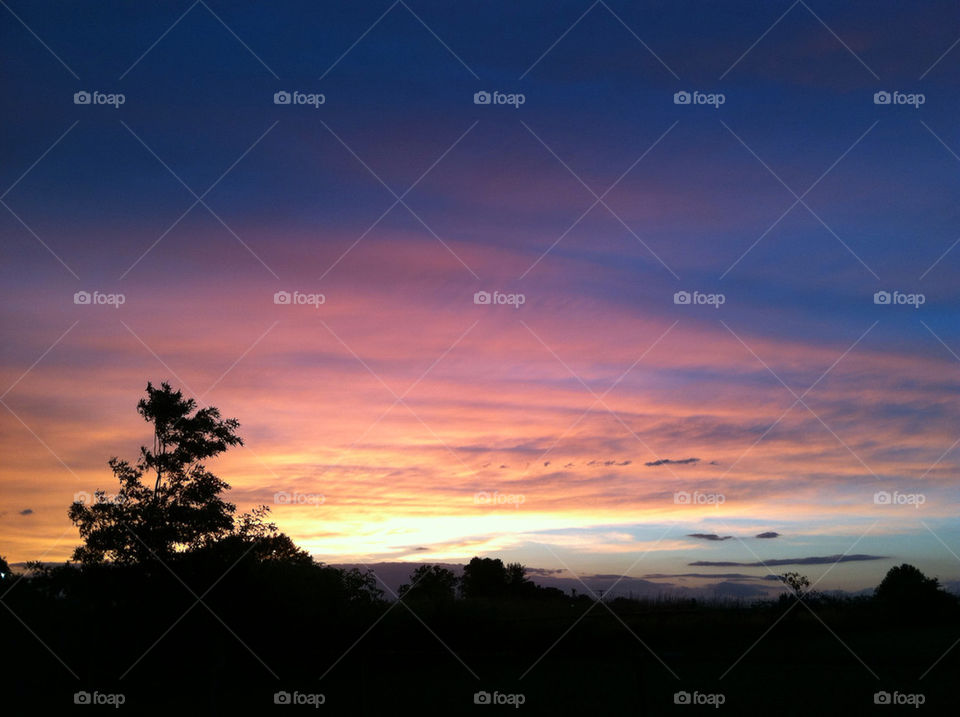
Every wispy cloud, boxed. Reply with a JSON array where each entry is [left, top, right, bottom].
[[690, 554, 888, 567], [645, 457, 700, 467]]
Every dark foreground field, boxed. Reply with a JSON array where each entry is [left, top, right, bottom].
[[4, 559, 957, 715]]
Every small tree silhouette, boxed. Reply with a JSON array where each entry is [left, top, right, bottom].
[[398, 564, 458, 602], [461, 557, 535, 598], [505, 561, 536, 597], [461, 557, 508, 598]]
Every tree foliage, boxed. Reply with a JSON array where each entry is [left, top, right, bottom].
[[398, 564, 458, 602], [460, 557, 536, 598], [68, 382, 288, 566], [875, 563, 956, 616]]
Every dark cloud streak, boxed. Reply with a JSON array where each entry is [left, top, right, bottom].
[[690, 554, 888, 567], [687, 533, 732, 541], [645, 458, 700, 466]]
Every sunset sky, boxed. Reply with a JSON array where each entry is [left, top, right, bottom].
[[3, 0, 960, 595]]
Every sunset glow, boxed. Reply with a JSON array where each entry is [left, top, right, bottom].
[[3, 0, 960, 599]]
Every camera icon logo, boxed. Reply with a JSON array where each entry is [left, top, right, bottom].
[[73, 491, 92, 505], [74, 291, 91, 305], [674, 91, 691, 105], [274, 291, 291, 305], [474, 91, 491, 105], [74, 691, 91, 704], [673, 491, 691, 504], [873, 290, 891, 305], [874, 691, 891, 705], [474, 290, 491, 305], [674, 291, 691, 305], [274, 91, 291, 105], [74, 91, 91, 105], [874, 91, 891, 105], [874, 491, 892, 505], [674, 691, 691, 704], [274, 691, 291, 704], [474, 691, 492, 704]]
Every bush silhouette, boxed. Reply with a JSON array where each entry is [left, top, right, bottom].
[[874, 563, 956, 619]]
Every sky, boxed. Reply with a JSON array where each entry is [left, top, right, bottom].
[[2, 0, 960, 596]]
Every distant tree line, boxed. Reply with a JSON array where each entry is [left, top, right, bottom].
[[399, 558, 567, 602]]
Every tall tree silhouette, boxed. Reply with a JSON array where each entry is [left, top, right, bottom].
[[69, 382, 244, 565]]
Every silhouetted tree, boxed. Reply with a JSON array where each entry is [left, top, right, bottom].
[[505, 562, 535, 596], [339, 567, 385, 604], [69, 382, 258, 565], [190, 505, 313, 566], [461, 557, 508, 598], [875, 563, 956, 617], [461, 557, 536, 598], [135, 381, 242, 494], [0, 553, 10, 578], [398, 564, 458, 602]]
